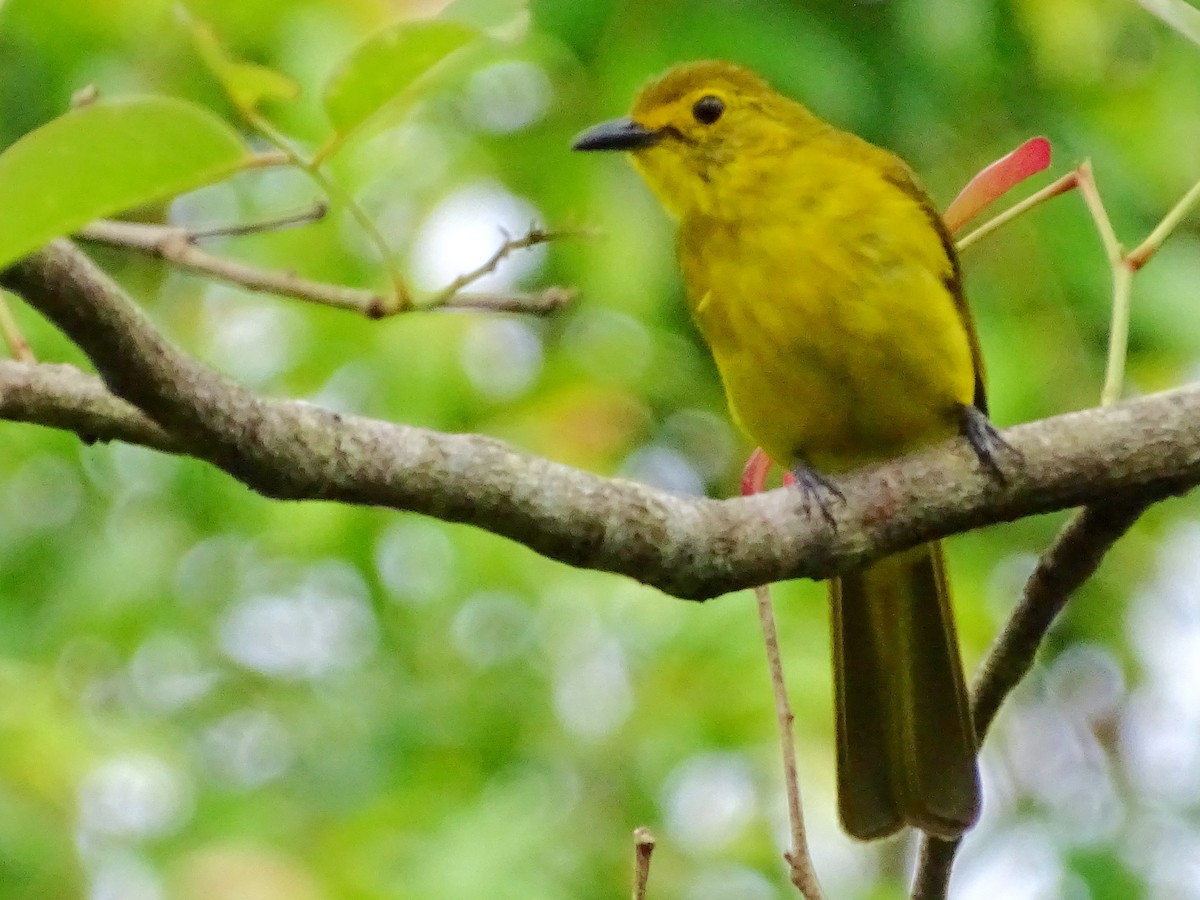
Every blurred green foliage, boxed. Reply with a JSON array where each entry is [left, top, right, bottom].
[[3, 1, 1200, 898]]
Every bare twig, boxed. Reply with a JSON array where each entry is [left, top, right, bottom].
[[436, 286, 577, 315], [1073, 162, 1136, 407], [632, 827, 655, 900], [741, 455, 822, 898], [755, 585, 825, 900], [0, 360, 175, 450], [0, 293, 34, 362], [1102, 262, 1135, 407], [77, 220, 571, 318], [239, 108, 414, 311], [78, 219, 391, 316], [427, 225, 585, 307], [910, 498, 1151, 899], [187, 201, 329, 240], [1074, 161, 1123, 264], [243, 150, 292, 169], [956, 171, 1079, 252], [1128, 175, 1200, 269]]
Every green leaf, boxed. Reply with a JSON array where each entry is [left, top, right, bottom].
[[185, 14, 300, 113], [1139, 0, 1200, 47], [0, 98, 247, 272], [322, 19, 479, 140], [439, 0, 530, 41]]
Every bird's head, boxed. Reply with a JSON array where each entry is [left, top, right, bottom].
[[573, 61, 822, 218]]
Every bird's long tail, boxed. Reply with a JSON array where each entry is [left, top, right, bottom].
[[830, 541, 980, 840]]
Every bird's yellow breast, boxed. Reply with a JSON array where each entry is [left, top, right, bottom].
[[678, 140, 976, 473]]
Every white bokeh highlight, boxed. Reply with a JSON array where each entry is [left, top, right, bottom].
[[409, 182, 544, 292]]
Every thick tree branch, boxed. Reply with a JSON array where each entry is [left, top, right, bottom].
[[0, 360, 176, 451], [1, 241, 1196, 600], [910, 498, 1150, 898]]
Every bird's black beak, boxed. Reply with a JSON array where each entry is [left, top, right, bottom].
[[572, 117, 661, 152]]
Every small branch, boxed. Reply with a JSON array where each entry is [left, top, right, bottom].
[[1072, 162, 1138, 407], [742, 456, 822, 898], [78, 220, 569, 318], [1128, 174, 1200, 269], [755, 586, 825, 900], [1138, 0, 1200, 49], [243, 150, 292, 169], [1073, 162, 1200, 404], [437, 286, 576, 315], [79, 219, 392, 317], [632, 827, 655, 900], [0, 361, 176, 450], [241, 108, 413, 311], [187, 201, 328, 240], [0, 293, 34, 362], [1075, 161, 1124, 266], [972, 500, 1151, 731], [1101, 263, 1135, 407], [956, 171, 1079, 252], [427, 225, 583, 307], [910, 498, 1151, 899]]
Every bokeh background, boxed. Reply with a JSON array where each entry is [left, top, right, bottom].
[[3, 0, 1200, 897]]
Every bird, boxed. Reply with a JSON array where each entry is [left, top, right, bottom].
[[572, 60, 1007, 840]]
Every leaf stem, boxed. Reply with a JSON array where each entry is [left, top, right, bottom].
[[242, 109, 414, 311], [1101, 263, 1135, 407], [956, 172, 1078, 251]]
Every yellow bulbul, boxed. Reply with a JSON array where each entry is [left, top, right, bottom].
[[573, 60, 1006, 840]]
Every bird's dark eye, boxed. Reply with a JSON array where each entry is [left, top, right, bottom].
[[692, 95, 724, 125]]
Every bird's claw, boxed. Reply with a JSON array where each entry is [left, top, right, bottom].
[[961, 404, 1020, 483], [790, 461, 845, 530]]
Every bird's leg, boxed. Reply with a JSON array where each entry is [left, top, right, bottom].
[[789, 458, 845, 530], [959, 404, 1020, 482]]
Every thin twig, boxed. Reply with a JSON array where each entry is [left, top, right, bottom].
[[1101, 263, 1135, 407], [0, 361, 176, 450], [436, 286, 576, 315], [77, 220, 571, 318], [188, 202, 328, 240], [956, 171, 1079, 252], [632, 827, 655, 900], [78, 219, 390, 316], [1072, 162, 1138, 406], [1073, 162, 1200, 404], [241, 108, 413, 311], [740, 455, 821, 898], [0, 293, 34, 362], [960, 159, 1200, 405], [427, 225, 585, 307], [754, 585, 826, 900], [1075, 161, 1123, 265], [243, 150, 292, 169], [910, 498, 1152, 899], [1128, 174, 1200, 269]]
